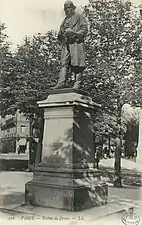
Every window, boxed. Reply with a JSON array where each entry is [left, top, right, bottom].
[[21, 125, 26, 133]]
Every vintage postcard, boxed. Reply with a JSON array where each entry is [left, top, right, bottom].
[[0, 0, 142, 224]]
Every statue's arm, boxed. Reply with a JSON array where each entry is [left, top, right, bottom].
[[58, 18, 66, 43], [76, 15, 88, 42], [58, 27, 64, 42]]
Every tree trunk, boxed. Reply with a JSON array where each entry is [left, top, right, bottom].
[[114, 95, 122, 187], [28, 115, 33, 165], [114, 137, 122, 187], [93, 134, 97, 168], [108, 136, 111, 155], [35, 112, 44, 166]]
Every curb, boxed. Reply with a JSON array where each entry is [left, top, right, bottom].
[[0, 199, 135, 220], [0, 205, 34, 216]]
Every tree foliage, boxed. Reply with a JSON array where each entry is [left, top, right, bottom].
[[11, 31, 60, 118], [0, 23, 15, 116], [1, 0, 141, 138], [82, 0, 142, 138]]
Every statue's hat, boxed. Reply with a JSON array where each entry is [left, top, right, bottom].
[[64, 1, 76, 9]]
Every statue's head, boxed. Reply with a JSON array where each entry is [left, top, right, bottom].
[[64, 1, 76, 16]]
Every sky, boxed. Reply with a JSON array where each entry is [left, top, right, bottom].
[[0, 0, 142, 48]]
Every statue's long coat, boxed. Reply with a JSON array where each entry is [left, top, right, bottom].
[[58, 13, 88, 68]]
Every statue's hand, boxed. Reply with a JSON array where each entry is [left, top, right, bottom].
[[65, 28, 75, 36], [76, 31, 84, 43], [65, 29, 77, 44]]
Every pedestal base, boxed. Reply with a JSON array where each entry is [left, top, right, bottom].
[[25, 168, 108, 211], [25, 89, 108, 211]]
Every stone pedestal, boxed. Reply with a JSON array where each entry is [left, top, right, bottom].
[[25, 89, 108, 211]]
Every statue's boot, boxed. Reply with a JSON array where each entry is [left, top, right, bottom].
[[52, 66, 68, 89], [72, 72, 82, 89]]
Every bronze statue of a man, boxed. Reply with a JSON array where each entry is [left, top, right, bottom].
[[53, 1, 88, 89]]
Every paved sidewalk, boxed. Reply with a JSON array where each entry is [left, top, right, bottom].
[[0, 171, 140, 203], [100, 158, 142, 172], [0, 171, 141, 223], [100, 158, 142, 186], [0, 172, 32, 207]]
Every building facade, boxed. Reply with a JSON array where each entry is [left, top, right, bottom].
[[0, 110, 30, 154]]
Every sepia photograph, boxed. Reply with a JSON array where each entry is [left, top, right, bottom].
[[0, 0, 142, 224]]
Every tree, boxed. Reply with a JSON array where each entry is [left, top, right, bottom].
[[83, 0, 142, 186], [0, 23, 15, 117]]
